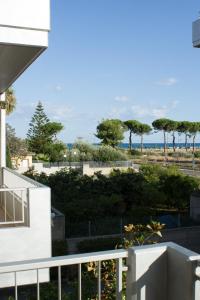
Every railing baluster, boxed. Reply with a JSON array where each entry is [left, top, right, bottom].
[[98, 261, 101, 300], [13, 191, 15, 222], [37, 269, 40, 300], [4, 191, 6, 222], [14, 272, 18, 300], [58, 266, 61, 300], [78, 263, 82, 300], [116, 258, 123, 300], [21, 190, 24, 223]]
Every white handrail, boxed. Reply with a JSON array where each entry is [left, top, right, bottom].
[[0, 188, 26, 192], [0, 249, 128, 274]]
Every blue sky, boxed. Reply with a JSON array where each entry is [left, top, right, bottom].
[[9, 0, 200, 143]]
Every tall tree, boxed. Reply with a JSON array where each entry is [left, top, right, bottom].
[[5, 87, 16, 115], [152, 119, 172, 153], [27, 101, 49, 154], [177, 121, 191, 151], [6, 124, 28, 167], [96, 119, 126, 148], [165, 120, 178, 152], [188, 122, 200, 154], [136, 123, 152, 152], [124, 120, 140, 151]]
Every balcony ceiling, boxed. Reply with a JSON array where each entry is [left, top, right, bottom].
[[0, 44, 45, 94]]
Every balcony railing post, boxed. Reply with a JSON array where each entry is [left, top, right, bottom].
[[116, 258, 123, 300], [126, 248, 136, 300]]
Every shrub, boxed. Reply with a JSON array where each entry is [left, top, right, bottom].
[[93, 145, 128, 162], [194, 151, 200, 158], [129, 149, 142, 156]]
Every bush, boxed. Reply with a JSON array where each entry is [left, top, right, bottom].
[[94, 145, 128, 162], [194, 151, 200, 158], [167, 152, 193, 158], [129, 149, 142, 156]]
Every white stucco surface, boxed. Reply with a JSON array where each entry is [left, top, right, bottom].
[[0, 169, 51, 287], [0, 0, 50, 30]]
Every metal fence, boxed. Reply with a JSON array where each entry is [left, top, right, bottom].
[[88, 161, 133, 168], [65, 214, 189, 238], [32, 161, 134, 169]]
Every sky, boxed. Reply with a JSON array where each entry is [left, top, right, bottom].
[[8, 0, 200, 143]]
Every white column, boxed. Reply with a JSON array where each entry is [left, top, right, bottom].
[[0, 93, 6, 169]]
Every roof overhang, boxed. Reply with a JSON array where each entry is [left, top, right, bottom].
[[0, 0, 50, 94], [193, 19, 200, 48]]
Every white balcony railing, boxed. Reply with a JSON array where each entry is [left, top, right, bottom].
[[0, 243, 199, 300], [0, 187, 27, 226], [0, 248, 128, 300]]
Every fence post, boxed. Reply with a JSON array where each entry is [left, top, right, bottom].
[[177, 213, 181, 227], [88, 220, 91, 237], [126, 247, 136, 300], [120, 217, 123, 236]]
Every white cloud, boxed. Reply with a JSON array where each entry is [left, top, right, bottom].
[[114, 96, 129, 102], [109, 107, 127, 118], [55, 85, 62, 92], [45, 104, 73, 121], [131, 100, 179, 119], [156, 77, 178, 86]]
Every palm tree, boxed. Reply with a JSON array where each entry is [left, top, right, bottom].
[[5, 87, 16, 115]]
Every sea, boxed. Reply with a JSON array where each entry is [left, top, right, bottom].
[[66, 143, 200, 150]]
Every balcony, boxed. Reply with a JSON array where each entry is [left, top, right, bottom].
[[0, 242, 199, 299], [0, 168, 51, 288], [0, 0, 50, 93], [193, 19, 200, 48]]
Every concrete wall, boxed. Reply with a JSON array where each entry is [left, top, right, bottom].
[[126, 242, 200, 300], [190, 193, 200, 222], [82, 163, 134, 176], [0, 169, 51, 288], [162, 226, 200, 254], [51, 207, 65, 241]]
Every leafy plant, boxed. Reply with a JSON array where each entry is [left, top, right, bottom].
[[86, 221, 165, 299]]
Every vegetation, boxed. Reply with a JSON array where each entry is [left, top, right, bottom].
[[124, 120, 141, 150], [27, 101, 66, 161], [66, 142, 127, 162], [96, 119, 126, 147], [124, 120, 151, 152], [7, 124, 28, 159], [5, 87, 16, 115], [24, 164, 199, 222]]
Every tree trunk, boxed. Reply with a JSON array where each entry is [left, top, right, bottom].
[[193, 135, 196, 154], [164, 131, 167, 153], [129, 131, 132, 151], [141, 135, 143, 153], [172, 132, 176, 152], [185, 134, 188, 152]]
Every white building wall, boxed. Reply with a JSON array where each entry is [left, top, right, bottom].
[[126, 243, 200, 300], [0, 0, 50, 30], [0, 170, 51, 287]]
